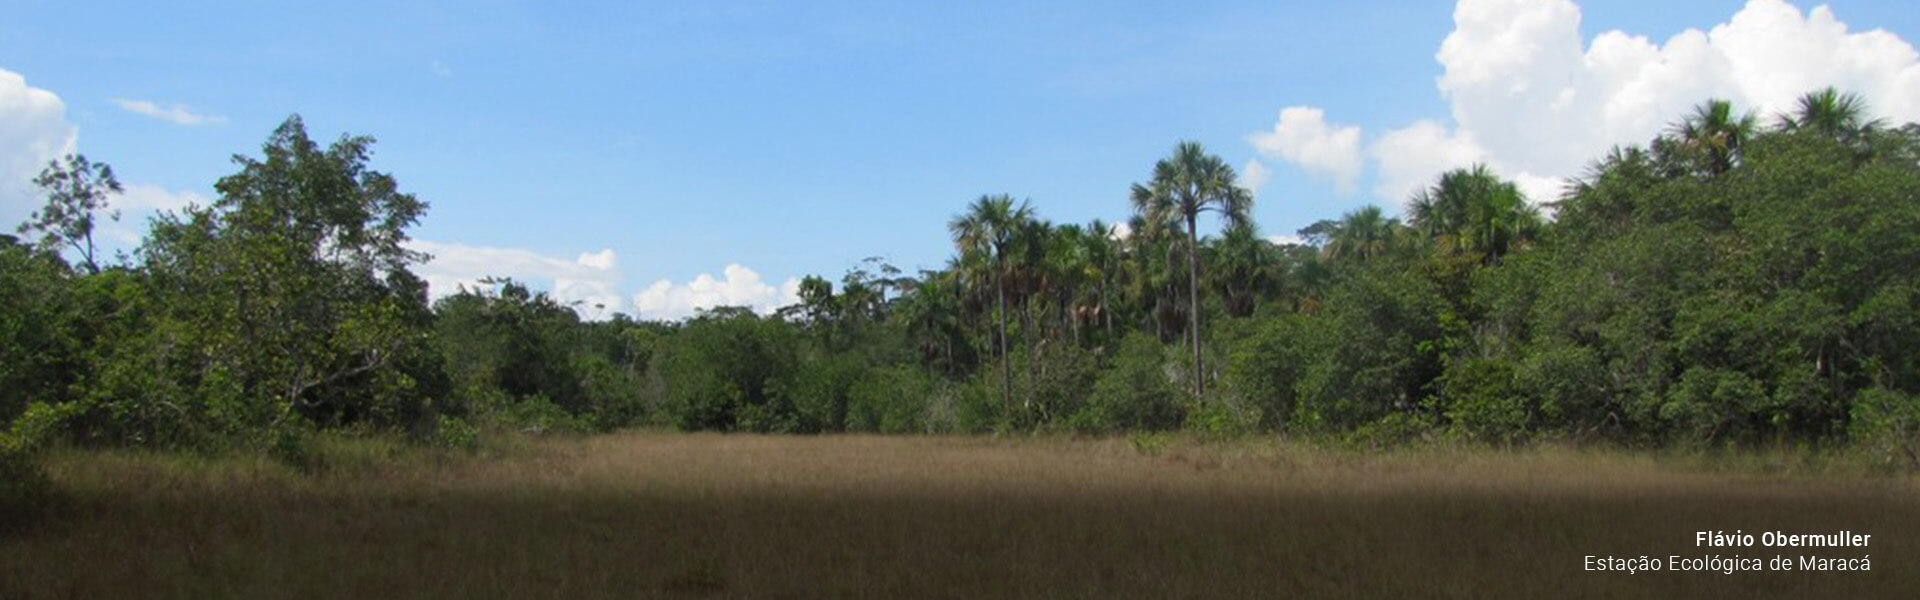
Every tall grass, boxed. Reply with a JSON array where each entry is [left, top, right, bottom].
[[3, 433, 1913, 598]]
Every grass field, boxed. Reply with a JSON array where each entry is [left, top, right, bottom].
[[2, 433, 1913, 598]]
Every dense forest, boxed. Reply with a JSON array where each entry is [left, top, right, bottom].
[[4, 87, 1919, 471]]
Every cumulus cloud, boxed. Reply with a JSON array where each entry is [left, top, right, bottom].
[[1247, 106, 1363, 195], [407, 240, 625, 318], [631, 264, 802, 321], [1368, 120, 1486, 204], [112, 98, 227, 126], [1258, 0, 1920, 208], [1236, 159, 1271, 195], [1, 67, 77, 226]]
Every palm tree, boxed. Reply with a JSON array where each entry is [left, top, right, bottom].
[[1407, 164, 1542, 264], [1669, 99, 1757, 176], [1207, 223, 1270, 317], [1779, 86, 1883, 145], [949, 194, 1034, 415], [1131, 141, 1253, 396], [1324, 205, 1402, 263]]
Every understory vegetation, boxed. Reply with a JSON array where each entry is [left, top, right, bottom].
[[4, 87, 1920, 494]]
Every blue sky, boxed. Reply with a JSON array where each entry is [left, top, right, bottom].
[[5, 1, 1919, 319]]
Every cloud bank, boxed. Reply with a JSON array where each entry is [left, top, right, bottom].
[[408, 240, 627, 318], [1257, 0, 1920, 208], [631, 264, 802, 321]]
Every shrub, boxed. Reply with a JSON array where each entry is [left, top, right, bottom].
[[435, 414, 480, 450], [1079, 333, 1184, 432], [1440, 357, 1530, 443], [1850, 387, 1920, 470], [847, 366, 933, 434], [772, 355, 866, 433]]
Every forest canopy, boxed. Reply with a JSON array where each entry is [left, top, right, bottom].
[[5, 88, 1920, 463]]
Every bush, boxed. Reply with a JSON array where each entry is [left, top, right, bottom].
[[435, 414, 480, 450], [1225, 316, 1306, 429], [772, 355, 866, 433], [1440, 357, 1530, 443], [1184, 396, 1260, 440], [954, 372, 1009, 433], [1079, 333, 1184, 432], [847, 366, 933, 433], [1850, 387, 1920, 470], [1014, 342, 1100, 428], [657, 308, 800, 431]]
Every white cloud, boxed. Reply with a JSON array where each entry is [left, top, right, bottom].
[[1247, 106, 1363, 195], [1266, 234, 1305, 246], [407, 240, 625, 318], [576, 248, 616, 271], [1262, 0, 1920, 208], [1237, 159, 1271, 195], [1368, 120, 1485, 204], [112, 98, 227, 126], [630, 264, 802, 321], [1, 67, 77, 227], [1109, 221, 1132, 240], [117, 183, 207, 213]]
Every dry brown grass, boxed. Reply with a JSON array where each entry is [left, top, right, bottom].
[[3, 433, 1914, 598]]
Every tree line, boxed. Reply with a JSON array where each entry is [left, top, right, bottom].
[[4, 88, 1919, 464]]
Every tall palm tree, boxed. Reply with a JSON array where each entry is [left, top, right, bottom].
[[1131, 141, 1253, 396], [1324, 205, 1402, 263], [1670, 98, 1757, 176], [949, 194, 1034, 415]]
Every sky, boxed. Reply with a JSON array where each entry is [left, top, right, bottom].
[[4, 0, 1919, 320]]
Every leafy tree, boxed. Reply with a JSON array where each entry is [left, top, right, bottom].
[[19, 154, 121, 274], [140, 115, 435, 436], [657, 307, 800, 431]]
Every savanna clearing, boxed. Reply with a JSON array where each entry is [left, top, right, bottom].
[[4, 433, 1914, 599]]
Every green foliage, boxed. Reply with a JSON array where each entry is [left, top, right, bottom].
[[1849, 388, 1920, 469], [1225, 315, 1307, 429], [770, 355, 864, 433], [138, 116, 436, 439], [1013, 342, 1100, 428], [1080, 333, 1184, 432], [1439, 357, 1530, 443], [19, 153, 121, 274], [846, 366, 934, 434], [1290, 267, 1448, 430], [657, 307, 800, 431], [1184, 397, 1260, 440], [6, 89, 1920, 457], [434, 414, 480, 450]]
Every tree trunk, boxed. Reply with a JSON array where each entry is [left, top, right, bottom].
[[1186, 213, 1204, 397]]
